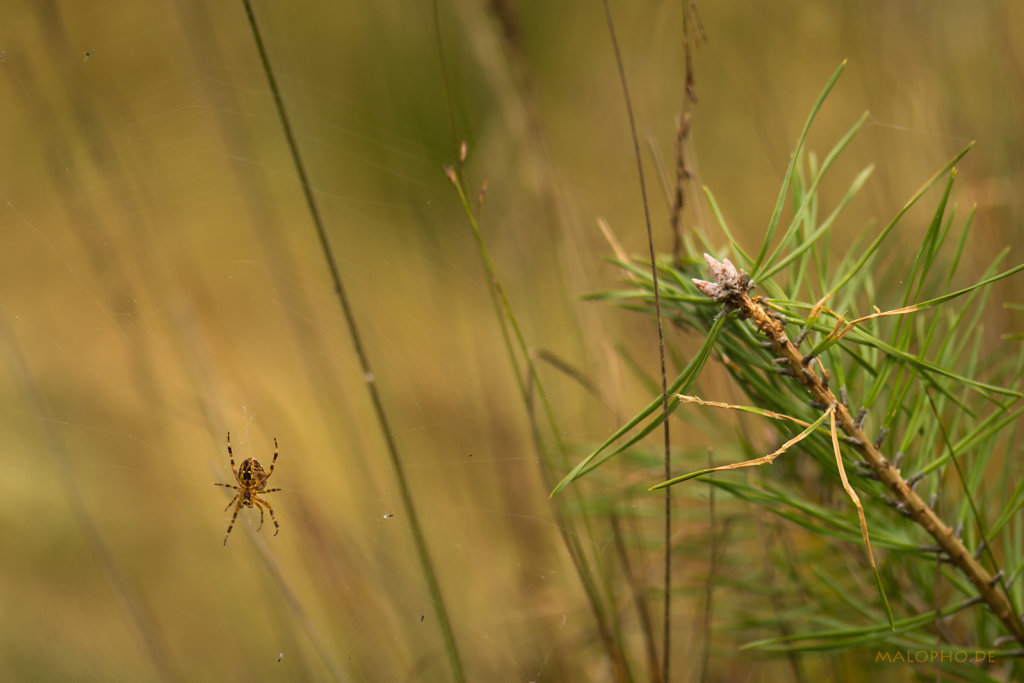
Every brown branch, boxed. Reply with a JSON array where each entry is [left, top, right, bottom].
[[693, 254, 1024, 647], [669, 114, 692, 264]]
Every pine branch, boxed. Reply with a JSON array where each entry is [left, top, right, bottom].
[[687, 253, 1024, 647]]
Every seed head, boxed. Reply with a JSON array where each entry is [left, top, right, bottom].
[[691, 278, 725, 299], [693, 253, 751, 302]]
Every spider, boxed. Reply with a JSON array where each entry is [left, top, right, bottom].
[[215, 432, 281, 546]]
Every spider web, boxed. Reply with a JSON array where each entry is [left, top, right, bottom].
[[0, 2, 1019, 682], [0, 4, 627, 680]]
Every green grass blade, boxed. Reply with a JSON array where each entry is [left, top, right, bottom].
[[550, 315, 726, 496], [752, 60, 847, 273]]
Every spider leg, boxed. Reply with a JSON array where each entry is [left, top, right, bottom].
[[258, 495, 280, 536], [226, 432, 238, 479], [223, 498, 244, 546], [267, 437, 278, 477], [221, 492, 241, 513], [253, 438, 279, 488], [252, 499, 266, 532]]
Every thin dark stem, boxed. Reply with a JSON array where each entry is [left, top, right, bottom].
[[599, 1, 672, 679], [239, 3, 465, 680], [611, 513, 662, 683], [933, 492, 943, 683], [432, 0, 459, 158], [699, 449, 714, 683]]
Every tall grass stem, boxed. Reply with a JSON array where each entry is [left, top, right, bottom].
[[599, 1, 674, 678], [240, 2, 466, 680]]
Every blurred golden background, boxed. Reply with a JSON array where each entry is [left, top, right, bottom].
[[1, 1, 1022, 681]]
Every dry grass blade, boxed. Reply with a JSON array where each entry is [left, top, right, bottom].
[[650, 407, 831, 489], [828, 304, 920, 342], [826, 406, 895, 627], [598, 217, 633, 272], [826, 406, 873, 568], [677, 394, 812, 427]]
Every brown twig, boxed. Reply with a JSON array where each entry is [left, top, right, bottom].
[[669, 0, 704, 265], [691, 253, 1024, 647], [669, 114, 692, 265]]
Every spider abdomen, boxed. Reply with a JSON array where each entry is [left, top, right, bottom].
[[239, 458, 269, 487]]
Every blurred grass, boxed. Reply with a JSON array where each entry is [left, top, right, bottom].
[[1, 1, 1023, 681]]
